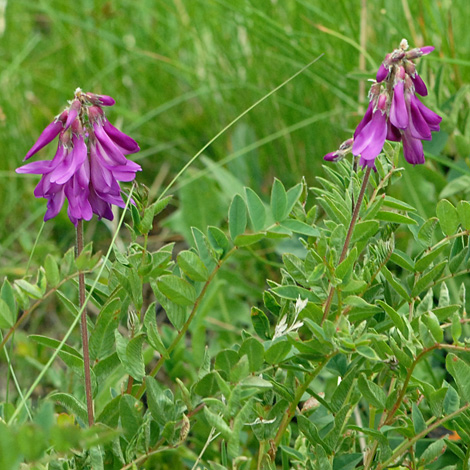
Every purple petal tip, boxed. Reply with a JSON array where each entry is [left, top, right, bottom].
[[420, 46, 435, 55]]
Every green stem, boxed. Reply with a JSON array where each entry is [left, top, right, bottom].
[[377, 403, 470, 470], [322, 166, 371, 324], [76, 220, 94, 427], [135, 247, 238, 399], [269, 356, 331, 460]]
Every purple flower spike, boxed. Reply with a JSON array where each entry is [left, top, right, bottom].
[[16, 88, 141, 226], [324, 39, 440, 169]]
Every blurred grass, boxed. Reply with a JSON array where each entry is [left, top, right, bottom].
[[1, 0, 470, 267]]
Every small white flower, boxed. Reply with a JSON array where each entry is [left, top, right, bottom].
[[294, 296, 308, 315], [272, 297, 307, 339]]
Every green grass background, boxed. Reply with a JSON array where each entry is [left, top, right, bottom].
[[1, 0, 469, 269]]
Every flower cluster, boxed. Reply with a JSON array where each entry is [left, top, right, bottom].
[[324, 39, 441, 168], [16, 88, 141, 225]]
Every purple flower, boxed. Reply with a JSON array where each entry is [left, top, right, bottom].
[[352, 94, 388, 163], [324, 39, 441, 169], [16, 88, 141, 225]]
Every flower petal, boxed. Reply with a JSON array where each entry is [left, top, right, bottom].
[[354, 102, 374, 139], [409, 95, 432, 140], [390, 82, 409, 129], [24, 120, 64, 161], [44, 186, 66, 221], [352, 110, 387, 160], [412, 73, 428, 96], [415, 99, 442, 131], [103, 121, 140, 154], [93, 123, 128, 165], [376, 63, 389, 82], [16, 160, 52, 174], [402, 129, 425, 165]]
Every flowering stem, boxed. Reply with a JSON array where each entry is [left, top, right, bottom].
[[321, 166, 372, 324], [76, 220, 94, 427]]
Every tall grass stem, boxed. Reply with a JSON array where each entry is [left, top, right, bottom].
[[76, 220, 94, 427]]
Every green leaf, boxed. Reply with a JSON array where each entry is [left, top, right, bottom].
[[280, 219, 319, 237], [418, 217, 439, 246], [44, 254, 60, 287], [207, 226, 231, 258], [412, 403, 426, 434], [195, 371, 219, 397], [177, 250, 209, 282], [443, 385, 459, 415], [89, 298, 121, 362], [376, 300, 405, 334], [191, 227, 217, 271], [333, 454, 364, 470], [271, 285, 320, 302], [412, 260, 447, 296], [381, 266, 411, 302], [422, 311, 443, 343], [215, 349, 240, 372], [229, 194, 247, 241], [418, 439, 446, 467], [357, 374, 386, 410], [126, 334, 146, 381], [49, 393, 87, 424], [383, 196, 416, 212], [437, 199, 459, 236], [446, 354, 470, 403], [233, 232, 266, 246], [351, 220, 379, 243], [144, 302, 168, 358], [451, 312, 462, 343], [356, 345, 381, 361], [146, 376, 176, 427], [251, 307, 271, 340], [265, 338, 291, 364], [239, 337, 264, 372], [271, 178, 288, 222], [286, 183, 303, 213], [14, 279, 43, 299], [336, 247, 357, 282], [115, 331, 145, 381], [0, 298, 15, 329], [203, 407, 232, 440], [152, 282, 187, 330], [30, 334, 82, 358], [457, 201, 470, 230], [315, 444, 332, 470], [376, 211, 417, 225], [245, 187, 266, 231], [119, 394, 143, 440], [414, 242, 449, 272], [157, 274, 197, 306], [227, 399, 253, 458], [297, 415, 330, 451]]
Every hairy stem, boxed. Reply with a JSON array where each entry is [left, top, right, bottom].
[[322, 166, 371, 324], [76, 220, 94, 427]]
